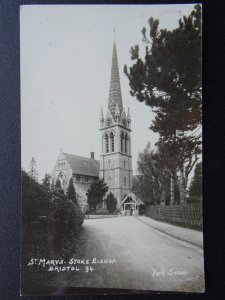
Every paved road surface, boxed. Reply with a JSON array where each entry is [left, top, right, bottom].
[[58, 216, 204, 292]]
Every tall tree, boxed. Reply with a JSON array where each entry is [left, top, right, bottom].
[[124, 4, 202, 133], [86, 179, 109, 212], [189, 162, 202, 198], [154, 137, 201, 202], [66, 177, 78, 205], [28, 157, 38, 181], [133, 143, 170, 205], [124, 5, 202, 202]]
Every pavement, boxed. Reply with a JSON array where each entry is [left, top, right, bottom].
[[137, 215, 203, 249]]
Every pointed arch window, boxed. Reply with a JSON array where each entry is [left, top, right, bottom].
[[121, 132, 124, 152], [105, 134, 109, 153], [125, 134, 128, 154], [110, 132, 114, 152]]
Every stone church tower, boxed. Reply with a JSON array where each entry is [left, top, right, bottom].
[[99, 42, 133, 207]]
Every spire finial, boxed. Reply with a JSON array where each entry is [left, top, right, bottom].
[[113, 28, 116, 43]]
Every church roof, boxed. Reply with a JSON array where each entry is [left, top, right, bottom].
[[120, 192, 145, 206], [63, 153, 100, 177], [108, 43, 123, 116]]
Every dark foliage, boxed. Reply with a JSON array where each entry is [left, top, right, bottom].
[[125, 5, 202, 202], [42, 173, 51, 189], [105, 192, 117, 212], [22, 170, 50, 227], [132, 143, 170, 205], [49, 190, 84, 254], [21, 170, 84, 291], [154, 138, 201, 202], [66, 177, 78, 205], [189, 162, 202, 198], [124, 4, 202, 135], [22, 170, 84, 252], [55, 178, 62, 190], [86, 178, 109, 211]]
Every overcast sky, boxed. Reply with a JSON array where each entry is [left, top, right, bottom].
[[21, 4, 196, 181]]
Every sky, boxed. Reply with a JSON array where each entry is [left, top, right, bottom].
[[20, 4, 196, 181]]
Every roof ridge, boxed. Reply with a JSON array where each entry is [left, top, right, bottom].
[[63, 152, 99, 162]]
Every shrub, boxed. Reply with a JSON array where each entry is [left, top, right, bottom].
[[22, 170, 84, 256], [105, 192, 117, 213]]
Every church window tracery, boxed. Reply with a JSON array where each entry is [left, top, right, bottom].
[[110, 132, 114, 152], [105, 134, 109, 153], [58, 161, 66, 169], [121, 132, 124, 152], [125, 134, 128, 154]]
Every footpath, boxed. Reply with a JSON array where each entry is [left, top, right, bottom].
[[85, 214, 117, 219], [137, 215, 203, 249]]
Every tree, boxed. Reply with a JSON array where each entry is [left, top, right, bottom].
[[189, 162, 202, 198], [22, 170, 50, 226], [124, 4, 202, 134], [50, 179, 55, 191], [133, 143, 170, 205], [154, 137, 201, 203], [105, 192, 117, 212], [66, 177, 78, 205], [22, 169, 84, 258], [124, 5, 202, 202], [55, 178, 62, 190], [86, 179, 109, 212], [42, 173, 51, 189], [28, 157, 38, 181]]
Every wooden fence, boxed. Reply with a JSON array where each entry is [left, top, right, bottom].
[[145, 202, 203, 230]]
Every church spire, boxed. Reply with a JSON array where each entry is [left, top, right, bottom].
[[108, 42, 123, 116], [100, 106, 104, 127]]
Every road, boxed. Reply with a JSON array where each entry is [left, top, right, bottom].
[[57, 216, 205, 292]]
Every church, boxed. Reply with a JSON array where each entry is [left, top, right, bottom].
[[52, 41, 139, 211], [99, 42, 133, 205]]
